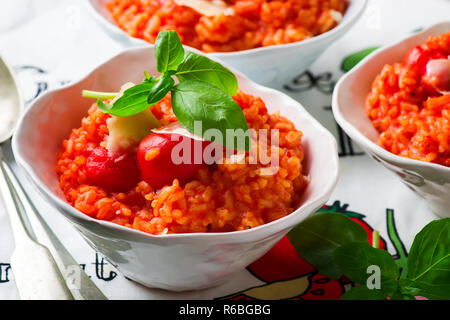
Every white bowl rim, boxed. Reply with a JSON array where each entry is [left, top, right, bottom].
[[12, 45, 340, 241], [332, 21, 450, 174], [86, 0, 367, 57]]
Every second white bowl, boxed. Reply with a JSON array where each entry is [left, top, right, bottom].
[[333, 22, 450, 218], [87, 0, 367, 88]]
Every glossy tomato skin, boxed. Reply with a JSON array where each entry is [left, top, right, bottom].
[[403, 45, 447, 75], [403, 45, 447, 95], [137, 132, 209, 189], [85, 147, 140, 192]]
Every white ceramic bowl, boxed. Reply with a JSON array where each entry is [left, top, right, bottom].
[[86, 0, 367, 88], [13, 46, 339, 291], [333, 21, 450, 218]]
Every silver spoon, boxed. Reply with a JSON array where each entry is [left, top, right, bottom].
[[0, 55, 106, 300]]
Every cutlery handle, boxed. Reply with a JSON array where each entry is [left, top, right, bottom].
[[11, 241, 74, 300], [0, 159, 73, 300], [0, 159, 32, 245], [3, 162, 107, 300]]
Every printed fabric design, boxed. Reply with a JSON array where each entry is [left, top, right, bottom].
[[220, 201, 408, 300]]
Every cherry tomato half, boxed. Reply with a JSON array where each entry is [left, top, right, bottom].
[[137, 132, 210, 189], [403, 45, 447, 76], [85, 147, 140, 192]]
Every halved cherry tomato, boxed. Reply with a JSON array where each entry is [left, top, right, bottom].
[[85, 147, 140, 192], [403, 45, 447, 76], [137, 131, 210, 189]]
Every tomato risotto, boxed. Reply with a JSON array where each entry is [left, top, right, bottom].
[[105, 0, 347, 52], [55, 91, 307, 234], [366, 32, 450, 166]]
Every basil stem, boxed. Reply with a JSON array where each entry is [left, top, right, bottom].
[[82, 90, 117, 100]]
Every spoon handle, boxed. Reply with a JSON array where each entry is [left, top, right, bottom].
[[0, 158, 73, 300]]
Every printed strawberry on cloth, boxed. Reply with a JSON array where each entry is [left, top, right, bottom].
[[0, 0, 448, 299]]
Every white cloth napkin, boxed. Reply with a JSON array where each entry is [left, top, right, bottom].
[[0, 0, 448, 299]]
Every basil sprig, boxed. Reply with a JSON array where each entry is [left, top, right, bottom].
[[82, 30, 249, 150], [290, 213, 450, 300], [107, 82, 155, 116], [176, 51, 238, 96], [155, 30, 185, 73], [172, 80, 249, 142]]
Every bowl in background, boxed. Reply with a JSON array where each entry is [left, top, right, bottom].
[[86, 0, 367, 88], [332, 21, 450, 218], [13, 46, 339, 291]]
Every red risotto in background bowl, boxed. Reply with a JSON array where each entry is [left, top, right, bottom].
[[55, 91, 307, 235], [366, 32, 450, 166], [105, 0, 348, 52]]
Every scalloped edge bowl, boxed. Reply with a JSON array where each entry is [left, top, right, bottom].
[[332, 21, 450, 218], [13, 46, 339, 291]]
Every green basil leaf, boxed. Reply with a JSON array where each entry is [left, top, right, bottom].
[[406, 218, 450, 299], [108, 82, 154, 117], [97, 99, 112, 113], [400, 280, 448, 300], [398, 279, 421, 296], [287, 213, 367, 279], [155, 30, 185, 73], [147, 74, 175, 105], [171, 80, 249, 150], [176, 51, 238, 96], [397, 279, 434, 299], [389, 288, 416, 300], [340, 47, 379, 72], [341, 286, 388, 300], [334, 242, 399, 294]]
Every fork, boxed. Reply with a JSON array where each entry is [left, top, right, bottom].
[[0, 146, 108, 300]]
